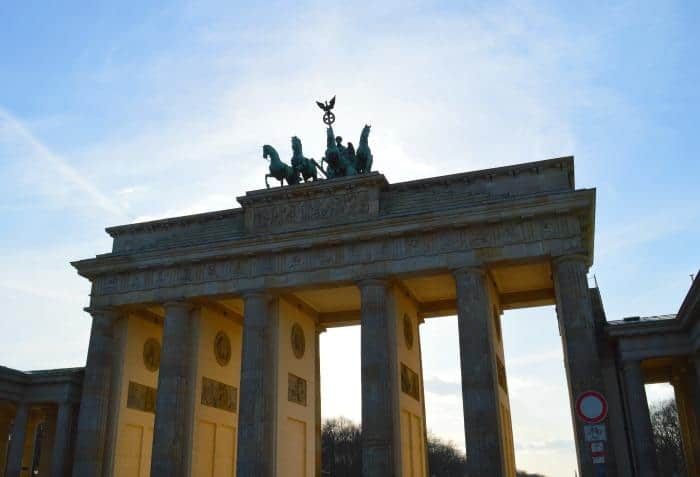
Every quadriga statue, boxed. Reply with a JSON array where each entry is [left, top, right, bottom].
[[261, 96, 374, 187]]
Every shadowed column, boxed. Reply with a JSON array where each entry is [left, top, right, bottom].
[[72, 308, 118, 477], [151, 301, 197, 477], [622, 360, 658, 476], [315, 325, 325, 477], [50, 402, 74, 477], [359, 279, 398, 477], [4, 403, 29, 477], [0, 409, 13, 475], [553, 255, 619, 476], [454, 267, 506, 477], [236, 291, 276, 477], [694, 356, 700, 454], [675, 360, 700, 475]]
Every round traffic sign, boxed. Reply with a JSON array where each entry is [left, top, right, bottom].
[[575, 390, 608, 424]]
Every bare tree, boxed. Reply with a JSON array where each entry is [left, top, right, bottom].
[[321, 417, 362, 477], [426, 434, 465, 477], [650, 398, 687, 477], [321, 417, 545, 476]]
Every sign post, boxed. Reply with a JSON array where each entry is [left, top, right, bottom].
[[575, 391, 609, 476], [575, 390, 608, 424]]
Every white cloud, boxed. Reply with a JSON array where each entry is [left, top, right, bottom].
[[0, 108, 128, 218]]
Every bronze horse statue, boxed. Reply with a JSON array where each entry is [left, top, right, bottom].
[[291, 136, 325, 182], [262, 144, 300, 188], [355, 124, 373, 173], [322, 126, 357, 178]]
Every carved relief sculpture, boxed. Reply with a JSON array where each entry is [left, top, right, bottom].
[[143, 338, 161, 372], [214, 331, 231, 366], [400, 363, 420, 401], [201, 377, 238, 413], [291, 323, 305, 359], [288, 373, 307, 406], [127, 382, 157, 413]]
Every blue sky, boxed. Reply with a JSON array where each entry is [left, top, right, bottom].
[[1, 1, 698, 475]]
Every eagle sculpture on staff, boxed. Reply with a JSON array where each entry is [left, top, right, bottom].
[[316, 95, 336, 125]]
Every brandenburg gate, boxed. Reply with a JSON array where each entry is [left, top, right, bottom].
[[0, 97, 697, 476], [65, 152, 621, 477]]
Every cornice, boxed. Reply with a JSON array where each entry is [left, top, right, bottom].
[[72, 189, 595, 279], [390, 156, 574, 191], [106, 208, 243, 237], [103, 157, 573, 239], [605, 318, 684, 338]]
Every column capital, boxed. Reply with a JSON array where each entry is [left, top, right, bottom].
[[452, 266, 487, 278], [83, 307, 120, 322], [621, 358, 643, 370], [162, 300, 195, 312], [240, 289, 268, 300], [552, 254, 589, 268], [357, 277, 391, 289]]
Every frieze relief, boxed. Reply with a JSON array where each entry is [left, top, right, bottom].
[[94, 214, 582, 296], [127, 381, 157, 414], [248, 190, 372, 232], [288, 373, 307, 406], [201, 377, 238, 413], [400, 363, 421, 401]]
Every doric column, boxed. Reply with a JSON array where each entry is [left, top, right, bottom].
[[673, 363, 700, 475], [50, 402, 74, 477], [622, 360, 658, 477], [72, 308, 118, 477], [359, 279, 399, 477], [151, 301, 197, 477], [693, 355, 700, 425], [5, 403, 29, 477], [236, 291, 276, 477], [454, 267, 506, 476], [552, 255, 617, 476], [0, 409, 12, 475], [315, 325, 325, 477]]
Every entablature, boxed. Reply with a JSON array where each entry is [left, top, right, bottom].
[[102, 157, 577, 255], [72, 158, 595, 307]]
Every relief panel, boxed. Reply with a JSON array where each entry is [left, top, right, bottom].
[[127, 382, 157, 414], [201, 377, 238, 413], [288, 373, 307, 406]]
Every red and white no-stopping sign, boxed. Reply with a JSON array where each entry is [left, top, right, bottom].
[[575, 391, 608, 424]]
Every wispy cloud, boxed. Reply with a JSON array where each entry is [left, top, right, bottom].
[[0, 107, 127, 218], [516, 439, 574, 452]]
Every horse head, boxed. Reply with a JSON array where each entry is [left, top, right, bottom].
[[262, 144, 279, 163], [291, 136, 303, 155], [361, 124, 371, 142]]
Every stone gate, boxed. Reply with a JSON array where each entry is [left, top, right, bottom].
[[7, 156, 699, 477]]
